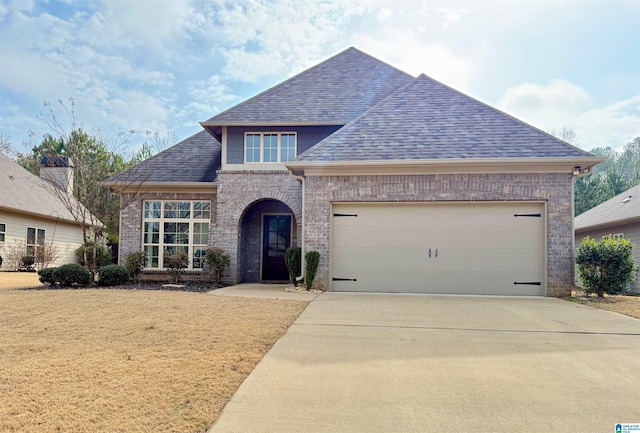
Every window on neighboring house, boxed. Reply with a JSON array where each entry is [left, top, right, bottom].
[[245, 132, 297, 163], [26, 227, 45, 257], [0, 223, 5, 242], [142, 200, 211, 270], [602, 233, 624, 240]]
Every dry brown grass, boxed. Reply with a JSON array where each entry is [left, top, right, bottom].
[[569, 290, 640, 319], [0, 273, 308, 432]]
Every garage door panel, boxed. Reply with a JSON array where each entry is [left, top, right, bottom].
[[331, 202, 545, 295]]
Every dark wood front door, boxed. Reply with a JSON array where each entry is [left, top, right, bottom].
[[262, 215, 292, 281]]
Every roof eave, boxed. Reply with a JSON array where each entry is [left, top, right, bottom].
[[285, 157, 606, 175], [575, 216, 640, 233], [102, 181, 218, 193]]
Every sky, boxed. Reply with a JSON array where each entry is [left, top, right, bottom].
[[0, 0, 639, 157]]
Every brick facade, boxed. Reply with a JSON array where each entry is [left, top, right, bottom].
[[303, 172, 574, 297], [213, 171, 302, 284]]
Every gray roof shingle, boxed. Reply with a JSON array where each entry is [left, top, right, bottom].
[[202, 47, 414, 126], [296, 74, 595, 162], [575, 183, 640, 231], [0, 152, 93, 224], [105, 130, 220, 185]]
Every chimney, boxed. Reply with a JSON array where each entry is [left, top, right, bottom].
[[40, 156, 74, 195]]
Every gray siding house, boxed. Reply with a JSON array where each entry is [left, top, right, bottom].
[[106, 47, 603, 297], [575, 184, 640, 293]]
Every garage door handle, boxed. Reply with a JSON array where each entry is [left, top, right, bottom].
[[428, 248, 431, 257], [435, 249, 438, 257]]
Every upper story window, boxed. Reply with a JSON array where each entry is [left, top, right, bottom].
[[245, 132, 297, 163]]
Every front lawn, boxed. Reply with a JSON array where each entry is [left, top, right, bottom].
[[0, 281, 308, 432], [568, 290, 640, 319]]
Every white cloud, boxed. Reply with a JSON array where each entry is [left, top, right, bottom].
[[377, 8, 391, 21], [499, 79, 590, 130], [437, 6, 468, 29]]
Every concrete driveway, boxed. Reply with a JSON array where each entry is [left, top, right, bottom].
[[208, 293, 640, 433]]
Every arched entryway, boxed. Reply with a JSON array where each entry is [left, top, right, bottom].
[[239, 199, 298, 283]]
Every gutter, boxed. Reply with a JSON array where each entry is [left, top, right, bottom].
[[287, 169, 306, 282]]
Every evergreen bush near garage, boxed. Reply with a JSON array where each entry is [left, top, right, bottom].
[[305, 251, 320, 290], [38, 267, 57, 285], [125, 251, 146, 283], [98, 265, 130, 286], [284, 247, 301, 286], [576, 236, 637, 297], [205, 247, 231, 285], [53, 263, 92, 287]]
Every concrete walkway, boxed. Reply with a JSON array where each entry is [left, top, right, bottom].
[[208, 292, 640, 433], [208, 283, 320, 301]]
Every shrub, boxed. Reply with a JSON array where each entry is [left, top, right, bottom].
[[125, 251, 146, 283], [53, 263, 92, 287], [0, 254, 3, 268], [21, 255, 35, 267], [75, 240, 112, 272], [38, 267, 57, 285], [284, 247, 302, 286], [205, 247, 231, 285], [576, 236, 637, 297], [98, 264, 130, 287], [305, 251, 320, 291], [165, 252, 189, 284]]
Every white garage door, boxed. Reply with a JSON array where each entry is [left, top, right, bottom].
[[331, 202, 545, 295]]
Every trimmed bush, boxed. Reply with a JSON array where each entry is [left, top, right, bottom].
[[284, 247, 302, 286], [205, 247, 231, 285], [98, 265, 130, 287], [53, 263, 92, 287], [576, 236, 637, 297], [21, 255, 35, 267], [38, 267, 57, 285], [165, 252, 189, 284], [75, 241, 112, 272], [125, 251, 145, 283], [0, 254, 3, 268], [305, 251, 320, 291]]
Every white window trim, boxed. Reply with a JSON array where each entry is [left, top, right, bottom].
[[141, 200, 211, 271], [244, 132, 297, 163], [26, 226, 46, 256]]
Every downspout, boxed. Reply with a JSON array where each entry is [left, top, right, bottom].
[[288, 169, 305, 281]]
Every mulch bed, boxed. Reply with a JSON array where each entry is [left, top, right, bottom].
[[21, 281, 222, 293]]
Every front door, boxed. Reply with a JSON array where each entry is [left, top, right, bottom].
[[262, 215, 292, 281]]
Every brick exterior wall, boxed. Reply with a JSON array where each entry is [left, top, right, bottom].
[[118, 191, 217, 267], [303, 173, 574, 297], [213, 171, 302, 284]]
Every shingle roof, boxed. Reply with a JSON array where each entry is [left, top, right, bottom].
[[105, 130, 220, 185], [202, 47, 414, 126], [296, 74, 595, 162], [0, 152, 92, 224], [575, 183, 640, 231]]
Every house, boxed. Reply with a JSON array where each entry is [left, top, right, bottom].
[[0, 153, 94, 269], [105, 47, 603, 297], [575, 183, 640, 292]]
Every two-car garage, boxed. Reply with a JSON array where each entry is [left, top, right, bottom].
[[330, 202, 546, 296]]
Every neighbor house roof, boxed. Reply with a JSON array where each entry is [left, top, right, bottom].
[[104, 130, 220, 187], [0, 152, 92, 224], [295, 74, 596, 162], [575, 183, 640, 232], [201, 47, 414, 136]]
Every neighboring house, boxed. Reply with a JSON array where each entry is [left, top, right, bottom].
[[105, 47, 603, 297], [575, 183, 640, 293], [0, 153, 94, 269]]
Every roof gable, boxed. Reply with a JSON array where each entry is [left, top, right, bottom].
[[575, 183, 640, 231], [0, 152, 92, 224], [296, 74, 596, 162], [105, 130, 220, 186], [202, 47, 414, 127]]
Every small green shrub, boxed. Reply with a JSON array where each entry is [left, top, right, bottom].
[[165, 252, 189, 284], [576, 236, 637, 297], [38, 267, 57, 285], [205, 247, 231, 285], [305, 251, 320, 291], [53, 263, 92, 287], [0, 254, 3, 268], [75, 240, 112, 272], [285, 247, 302, 286], [99, 264, 130, 287], [21, 255, 35, 267], [125, 251, 146, 283]]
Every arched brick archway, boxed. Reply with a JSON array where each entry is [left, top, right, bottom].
[[238, 198, 299, 283]]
